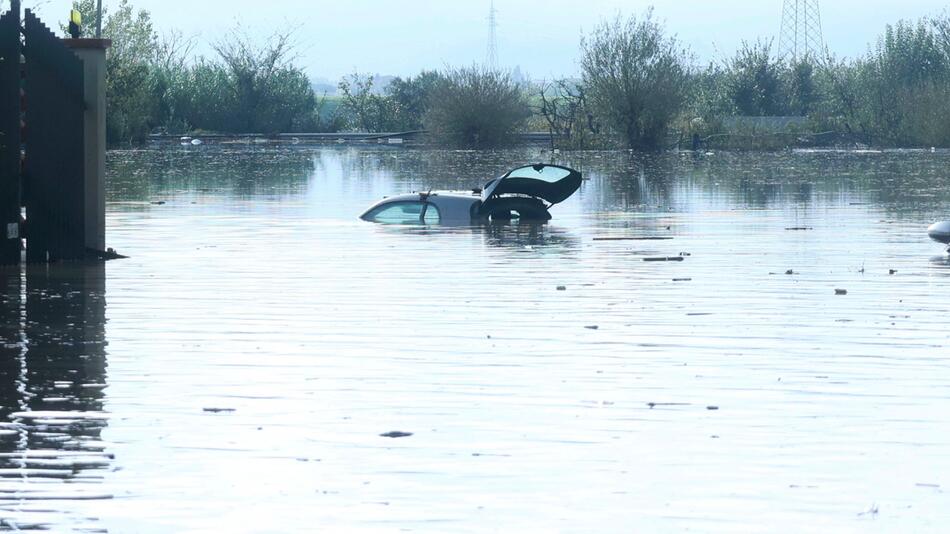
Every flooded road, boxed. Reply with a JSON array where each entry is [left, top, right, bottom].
[[1, 146, 950, 532]]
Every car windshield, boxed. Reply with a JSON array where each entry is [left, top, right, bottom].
[[363, 201, 440, 225]]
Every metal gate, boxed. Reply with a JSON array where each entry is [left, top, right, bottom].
[[0, 6, 21, 265], [23, 10, 86, 263], [0, 2, 87, 265]]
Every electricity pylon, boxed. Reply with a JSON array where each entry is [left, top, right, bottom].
[[486, 0, 498, 71], [778, 0, 824, 63]]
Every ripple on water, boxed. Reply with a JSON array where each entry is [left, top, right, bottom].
[[4, 147, 950, 531]]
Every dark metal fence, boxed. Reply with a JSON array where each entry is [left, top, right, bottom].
[[0, 4, 87, 265], [0, 5, 21, 265], [23, 10, 86, 263]]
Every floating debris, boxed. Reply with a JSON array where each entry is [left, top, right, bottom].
[[593, 237, 674, 241], [858, 503, 879, 517], [835, 289, 848, 295], [786, 227, 814, 231], [673, 278, 692, 282], [9, 411, 109, 420], [584, 325, 600, 330], [202, 408, 236, 414], [647, 402, 691, 409], [889, 269, 898, 275], [556, 286, 567, 291], [707, 406, 720, 411], [644, 257, 685, 262], [380, 431, 413, 438]]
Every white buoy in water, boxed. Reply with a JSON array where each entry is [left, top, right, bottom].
[[928, 221, 950, 246], [191, 138, 203, 146]]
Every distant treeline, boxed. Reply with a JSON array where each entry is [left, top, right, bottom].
[[73, 1, 950, 149]]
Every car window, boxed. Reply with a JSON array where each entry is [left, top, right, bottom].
[[506, 165, 572, 183], [366, 201, 440, 224]]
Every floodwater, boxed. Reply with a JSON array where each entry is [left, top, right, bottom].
[[1, 146, 950, 532]]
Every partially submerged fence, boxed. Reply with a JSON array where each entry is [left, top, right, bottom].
[[0, 1, 110, 265]]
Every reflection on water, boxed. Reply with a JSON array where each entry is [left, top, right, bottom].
[[0, 265, 110, 531], [2, 146, 950, 531]]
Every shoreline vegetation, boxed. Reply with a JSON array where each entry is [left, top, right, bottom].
[[71, 1, 950, 150]]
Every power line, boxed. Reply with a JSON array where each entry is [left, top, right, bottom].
[[778, 0, 824, 63]]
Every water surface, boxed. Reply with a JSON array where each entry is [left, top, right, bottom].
[[2, 146, 950, 532]]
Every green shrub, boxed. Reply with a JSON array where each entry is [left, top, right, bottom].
[[423, 66, 530, 148], [580, 10, 690, 150]]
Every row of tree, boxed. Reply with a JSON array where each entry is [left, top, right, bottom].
[[72, 1, 950, 149]]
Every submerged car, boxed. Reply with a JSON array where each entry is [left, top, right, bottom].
[[359, 163, 582, 225], [929, 221, 950, 251]]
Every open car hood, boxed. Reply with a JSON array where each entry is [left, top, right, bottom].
[[481, 164, 582, 206]]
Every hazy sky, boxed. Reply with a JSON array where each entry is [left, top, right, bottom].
[[22, 0, 950, 80]]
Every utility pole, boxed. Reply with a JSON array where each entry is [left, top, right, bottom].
[[486, 0, 498, 71], [778, 0, 824, 63], [96, 0, 102, 38]]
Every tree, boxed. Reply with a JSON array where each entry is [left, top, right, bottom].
[[725, 40, 786, 116], [338, 73, 392, 132], [210, 28, 316, 133], [386, 71, 441, 131], [854, 19, 950, 145], [69, 0, 160, 144], [423, 66, 529, 148], [785, 59, 819, 116], [580, 10, 690, 150], [538, 78, 600, 149]]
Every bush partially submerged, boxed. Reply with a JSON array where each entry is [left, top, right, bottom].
[[424, 67, 530, 148], [580, 10, 690, 150]]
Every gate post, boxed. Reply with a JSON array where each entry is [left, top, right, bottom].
[[64, 39, 110, 253]]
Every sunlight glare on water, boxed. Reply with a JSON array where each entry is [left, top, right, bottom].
[[1, 146, 950, 532]]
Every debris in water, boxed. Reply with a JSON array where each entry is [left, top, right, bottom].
[[380, 431, 413, 438], [647, 402, 691, 409], [786, 269, 795, 275], [889, 269, 898, 275], [556, 286, 567, 291], [673, 278, 692, 282], [585, 325, 600, 330], [644, 257, 685, 262], [835, 289, 848, 295], [786, 227, 813, 231], [202, 408, 236, 413], [858, 503, 879, 517], [150, 201, 166, 205], [707, 406, 720, 411], [593, 237, 674, 241]]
